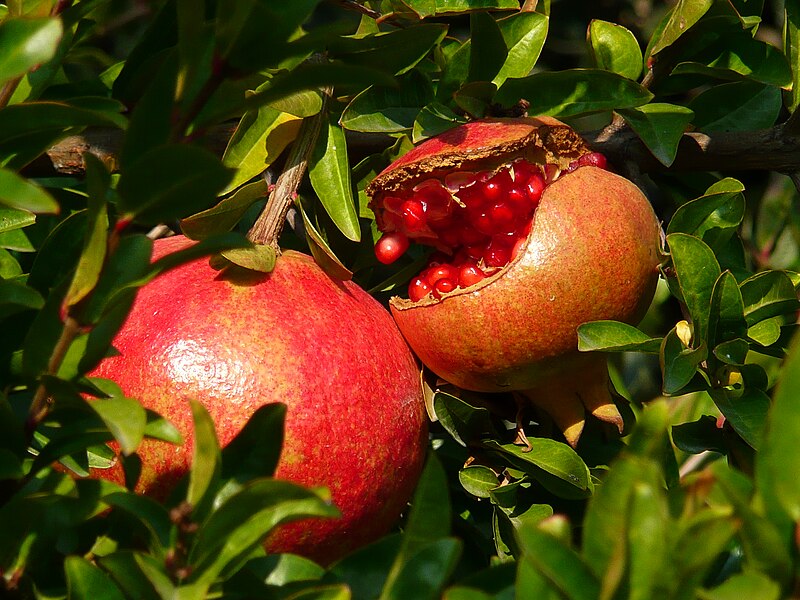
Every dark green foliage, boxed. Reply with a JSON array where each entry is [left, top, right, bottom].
[[0, 0, 799, 597]]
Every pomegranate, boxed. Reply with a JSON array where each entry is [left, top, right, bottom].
[[366, 117, 662, 446], [88, 235, 427, 564]]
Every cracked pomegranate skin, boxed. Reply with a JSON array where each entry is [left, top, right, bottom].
[[89, 236, 428, 564], [367, 118, 662, 393]]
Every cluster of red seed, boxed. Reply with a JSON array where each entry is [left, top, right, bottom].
[[374, 153, 607, 302]]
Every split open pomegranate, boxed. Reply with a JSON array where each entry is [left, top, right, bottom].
[[367, 117, 662, 446]]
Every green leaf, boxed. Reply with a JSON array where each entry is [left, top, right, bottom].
[[672, 416, 727, 454], [588, 20, 643, 80], [400, 452, 451, 552], [690, 81, 782, 132], [412, 102, 468, 142], [627, 479, 670, 600], [495, 69, 653, 117], [667, 232, 722, 344], [186, 399, 221, 513], [493, 11, 548, 87], [714, 338, 749, 365], [671, 33, 792, 88], [221, 103, 302, 195], [0, 279, 43, 319], [458, 465, 498, 499], [482, 439, 592, 495], [268, 90, 324, 118], [433, 392, 497, 446], [294, 195, 353, 281], [64, 155, 109, 308], [189, 480, 338, 588], [0, 16, 63, 86], [747, 317, 783, 347], [340, 70, 434, 133], [699, 571, 781, 600], [577, 320, 661, 353], [0, 168, 59, 214], [0, 207, 35, 234], [443, 587, 493, 600], [103, 492, 172, 552], [660, 325, 708, 395], [517, 521, 601, 600], [308, 116, 360, 242], [181, 179, 269, 241], [618, 103, 694, 167], [98, 552, 167, 600], [220, 244, 277, 273], [739, 270, 800, 326], [286, 584, 352, 600], [221, 403, 285, 482], [785, 0, 800, 112], [335, 23, 448, 76], [708, 271, 747, 352], [649, 0, 714, 55], [667, 183, 745, 253], [117, 144, 233, 225], [90, 396, 147, 457], [467, 12, 506, 84], [379, 538, 462, 600], [712, 387, 769, 449], [65, 555, 126, 600]]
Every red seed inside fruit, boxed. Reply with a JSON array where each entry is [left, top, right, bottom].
[[371, 154, 608, 300]]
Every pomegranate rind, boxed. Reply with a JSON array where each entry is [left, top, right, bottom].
[[89, 237, 428, 564], [388, 166, 661, 392], [366, 117, 589, 224]]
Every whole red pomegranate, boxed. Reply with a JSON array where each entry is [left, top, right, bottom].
[[89, 236, 427, 564], [367, 117, 662, 446]]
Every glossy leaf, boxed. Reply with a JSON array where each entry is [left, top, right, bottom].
[[309, 115, 360, 242], [714, 338, 749, 365], [399, 452, 451, 552], [65, 555, 126, 600], [98, 552, 167, 600], [588, 20, 642, 80], [667, 233, 722, 344], [458, 465, 498, 499], [517, 521, 601, 600], [0, 16, 63, 86], [785, 0, 800, 111], [660, 326, 708, 395], [186, 399, 222, 513], [412, 102, 468, 142], [433, 392, 497, 446], [102, 492, 172, 552], [672, 416, 727, 454], [618, 103, 694, 167], [380, 538, 462, 600], [294, 195, 353, 281], [340, 70, 434, 133], [711, 387, 769, 449], [467, 11, 506, 84], [221, 103, 302, 194], [690, 81, 782, 132], [495, 69, 652, 117], [482, 439, 592, 495], [698, 571, 781, 600], [90, 396, 147, 457], [739, 270, 800, 326], [0, 168, 59, 214], [0, 207, 36, 235], [221, 403, 285, 482], [649, 0, 714, 55], [335, 24, 448, 76], [707, 271, 747, 350], [397, 0, 518, 18], [0, 279, 44, 319], [268, 90, 324, 118], [627, 479, 670, 600], [181, 179, 269, 240], [577, 320, 661, 353], [493, 11, 548, 87], [64, 155, 109, 308], [220, 244, 277, 273], [667, 183, 745, 253], [117, 144, 233, 225]]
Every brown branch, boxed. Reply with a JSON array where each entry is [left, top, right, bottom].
[[30, 119, 800, 180]]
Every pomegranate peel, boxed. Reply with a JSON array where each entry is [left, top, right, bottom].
[[367, 117, 662, 447]]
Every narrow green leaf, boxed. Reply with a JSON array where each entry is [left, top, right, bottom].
[[667, 233, 722, 344], [90, 396, 147, 457], [739, 270, 800, 326], [707, 271, 747, 350], [667, 187, 745, 252], [65, 555, 126, 600], [588, 20, 643, 80], [660, 326, 707, 395], [493, 11, 548, 87], [186, 399, 221, 511], [690, 81, 782, 132], [181, 179, 269, 241], [380, 538, 462, 600], [97, 552, 165, 600], [117, 145, 233, 225], [294, 195, 353, 281], [268, 90, 324, 118], [0, 168, 59, 214], [467, 12, 506, 84], [577, 320, 661, 353], [412, 102, 468, 142], [433, 392, 497, 446], [103, 492, 172, 551], [308, 116, 360, 242], [401, 452, 451, 552], [712, 387, 769, 449], [627, 481, 670, 600], [649, 0, 714, 55], [286, 584, 352, 600], [747, 317, 783, 347], [458, 465, 498, 499], [340, 70, 434, 133], [495, 69, 653, 117], [698, 571, 781, 600], [619, 103, 694, 167], [221, 103, 301, 195], [221, 403, 285, 482], [0, 207, 35, 234], [0, 279, 44, 319], [517, 522, 601, 600], [0, 17, 63, 86], [220, 244, 277, 273], [785, 0, 800, 111], [64, 155, 110, 308]]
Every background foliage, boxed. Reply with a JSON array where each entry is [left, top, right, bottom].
[[1, 0, 800, 598]]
